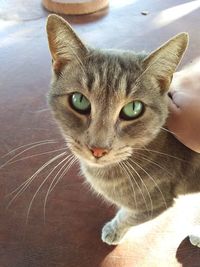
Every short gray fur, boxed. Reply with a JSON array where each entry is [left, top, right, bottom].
[[46, 15, 200, 245]]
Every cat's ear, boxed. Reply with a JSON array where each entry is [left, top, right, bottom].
[[46, 14, 87, 74], [142, 33, 189, 92]]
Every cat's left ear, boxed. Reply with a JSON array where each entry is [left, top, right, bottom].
[[46, 14, 88, 74], [142, 33, 189, 92]]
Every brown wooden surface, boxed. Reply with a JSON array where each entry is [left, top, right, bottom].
[[1, 0, 200, 266], [42, 0, 109, 15]]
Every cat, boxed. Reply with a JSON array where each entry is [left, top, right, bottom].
[[46, 14, 200, 246]]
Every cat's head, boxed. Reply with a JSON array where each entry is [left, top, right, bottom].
[[46, 15, 188, 168]]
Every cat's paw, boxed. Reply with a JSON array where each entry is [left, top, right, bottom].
[[101, 222, 125, 245], [189, 232, 200, 248]]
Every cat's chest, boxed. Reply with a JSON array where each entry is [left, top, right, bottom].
[[81, 164, 146, 208], [81, 162, 172, 210], [83, 167, 125, 193]]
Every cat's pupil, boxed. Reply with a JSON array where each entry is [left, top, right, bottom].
[[80, 95, 83, 102], [69, 92, 91, 115]]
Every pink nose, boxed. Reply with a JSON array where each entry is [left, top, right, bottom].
[[90, 147, 108, 158]]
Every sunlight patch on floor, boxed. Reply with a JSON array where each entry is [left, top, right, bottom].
[[0, 20, 18, 31], [110, 0, 138, 9], [153, 0, 200, 28], [0, 23, 34, 49], [102, 193, 200, 267]]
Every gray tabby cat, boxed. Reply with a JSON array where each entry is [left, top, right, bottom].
[[46, 15, 200, 246]]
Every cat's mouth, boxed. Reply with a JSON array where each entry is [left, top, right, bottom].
[[77, 148, 113, 167], [67, 141, 131, 167]]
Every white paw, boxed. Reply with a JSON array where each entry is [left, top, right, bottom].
[[101, 222, 125, 245], [189, 233, 200, 248]]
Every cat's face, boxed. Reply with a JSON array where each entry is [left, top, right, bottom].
[[48, 50, 168, 167], [46, 15, 188, 168]]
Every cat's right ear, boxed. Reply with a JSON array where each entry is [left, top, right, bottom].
[[142, 33, 189, 93], [46, 14, 88, 75]]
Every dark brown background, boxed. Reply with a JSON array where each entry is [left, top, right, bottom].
[[1, 0, 200, 266]]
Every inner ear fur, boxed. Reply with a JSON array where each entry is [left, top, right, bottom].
[[142, 33, 189, 92], [46, 14, 88, 74]]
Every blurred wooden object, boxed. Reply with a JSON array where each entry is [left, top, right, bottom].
[[42, 0, 109, 15]]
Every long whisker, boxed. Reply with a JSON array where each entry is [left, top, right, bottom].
[[126, 160, 153, 218], [132, 147, 187, 162], [6, 152, 67, 209], [119, 161, 138, 210], [1, 139, 57, 158], [129, 159, 167, 209], [133, 152, 173, 178], [122, 160, 150, 216], [43, 154, 75, 221], [160, 126, 176, 136], [44, 157, 78, 221], [0, 141, 58, 170], [26, 153, 70, 223], [7, 147, 67, 165], [49, 155, 77, 194]]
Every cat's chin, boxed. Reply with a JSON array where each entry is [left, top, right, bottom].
[[82, 159, 117, 168], [85, 162, 107, 168], [77, 155, 119, 168]]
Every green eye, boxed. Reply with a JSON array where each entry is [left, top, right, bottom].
[[69, 92, 91, 114], [120, 101, 144, 120]]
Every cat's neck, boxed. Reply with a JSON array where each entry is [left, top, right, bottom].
[[147, 128, 188, 157]]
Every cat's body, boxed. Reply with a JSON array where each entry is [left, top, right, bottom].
[[82, 130, 200, 244], [46, 15, 200, 245]]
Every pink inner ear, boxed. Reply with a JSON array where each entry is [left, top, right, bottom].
[[53, 58, 69, 75], [158, 77, 171, 93]]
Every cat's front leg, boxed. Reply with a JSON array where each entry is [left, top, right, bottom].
[[101, 208, 136, 245]]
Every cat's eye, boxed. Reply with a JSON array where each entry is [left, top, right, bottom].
[[120, 100, 144, 120], [69, 92, 91, 115]]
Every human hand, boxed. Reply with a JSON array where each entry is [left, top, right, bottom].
[[167, 61, 200, 153]]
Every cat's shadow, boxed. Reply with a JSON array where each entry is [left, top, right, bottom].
[[176, 237, 200, 267]]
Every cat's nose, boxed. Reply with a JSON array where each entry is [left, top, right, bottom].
[[89, 147, 109, 158]]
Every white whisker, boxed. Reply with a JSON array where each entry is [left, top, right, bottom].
[[160, 126, 176, 136], [133, 152, 172, 178], [6, 152, 67, 209], [26, 153, 70, 223], [0, 140, 58, 170], [7, 147, 67, 165], [49, 156, 77, 194], [119, 161, 138, 210], [129, 159, 168, 209], [43, 154, 75, 222], [133, 147, 187, 162], [1, 139, 57, 158], [126, 160, 153, 218]]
